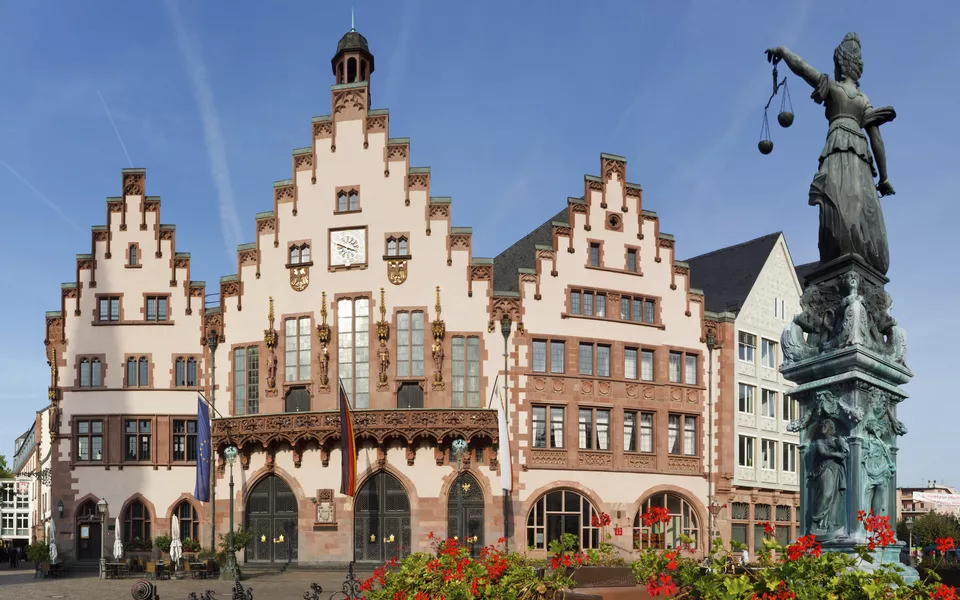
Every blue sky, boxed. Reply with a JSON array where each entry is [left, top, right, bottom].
[[0, 1, 955, 486]]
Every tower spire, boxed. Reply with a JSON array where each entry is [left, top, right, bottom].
[[351, 7, 355, 32]]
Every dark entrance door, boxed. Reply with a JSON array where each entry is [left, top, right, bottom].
[[354, 471, 411, 563], [245, 475, 299, 563], [75, 500, 102, 561], [447, 472, 485, 557]]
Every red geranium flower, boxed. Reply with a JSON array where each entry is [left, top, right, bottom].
[[937, 538, 957, 554], [759, 521, 776, 537], [932, 584, 958, 600]]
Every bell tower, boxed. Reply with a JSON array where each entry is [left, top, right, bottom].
[[331, 17, 375, 90]]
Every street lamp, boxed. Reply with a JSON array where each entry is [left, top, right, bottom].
[[708, 501, 724, 542], [56, 500, 63, 519], [499, 314, 511, 550], [906, 517, 915, 562], [96, 499, 108, 565], [451, 439, 468, 544], [221, 445, 239, 580], [206, 329, 219, 554]]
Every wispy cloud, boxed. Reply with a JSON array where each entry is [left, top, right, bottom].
[[383, 0, 420, 105], [164, 0, 243, 260], [96, 88, 134, 168], [0, 158, 83, 232]]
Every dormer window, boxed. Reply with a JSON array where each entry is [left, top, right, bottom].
[[288, 243, 311, 266], [385, 235, 410, 257], [336, 188, 360, 213]]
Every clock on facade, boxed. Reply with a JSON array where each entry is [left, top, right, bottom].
[[330, 228, 366, 267]]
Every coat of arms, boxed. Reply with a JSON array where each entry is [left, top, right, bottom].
[[290, 266, 310, 291], [387, 259, 407, 285]]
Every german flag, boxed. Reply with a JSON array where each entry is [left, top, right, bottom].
[[339, 379, 357, 497]]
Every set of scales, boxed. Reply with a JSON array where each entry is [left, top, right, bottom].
[[758, 64, 794, 154]]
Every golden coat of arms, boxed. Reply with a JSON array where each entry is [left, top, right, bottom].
[[387, 259, 407, 285], [290, 266, 310, 291]]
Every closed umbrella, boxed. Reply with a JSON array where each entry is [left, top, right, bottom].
[[48, 520, 58, 564], [169, 515, 182, 566], [113, 517, 123, 560]]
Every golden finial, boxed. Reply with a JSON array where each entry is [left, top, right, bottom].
[[267, 296, 275, 327], [379, 287, 386, 321], [320, 291, 328, 322], [435, 286, 442, 320], [49, 348, 57, 383]]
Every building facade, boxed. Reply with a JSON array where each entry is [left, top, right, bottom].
[[898, 482, 960, 521], [42, 28, 723, 566], [0, 477, 31, 549], [688, 233, 803, 555]]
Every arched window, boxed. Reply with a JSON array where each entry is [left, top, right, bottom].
[[175, 358, 186, 387], [126, 358, 137, 387], [138, 357, 149, 386], [300, 245, 310, 263], [128, 244, 137, 266], [91, 359, 102, 387], [526, 489, 601, 551], [337, 191, 348, 212], [77, 499, 98, 520], [398, 237, 408, 256], [633, 492, 700, 550], [187, 358, 197, 387], [174, 500, 199, 542], [348, 191, 359, 211], [123, 500, 151, 542], [387, 238, 397, 256], [347, 57, 357, 83], [360, 60, 368, 82], [289, 246, 300, 265], [79, 359, 91, 387]]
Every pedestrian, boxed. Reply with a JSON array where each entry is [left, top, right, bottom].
[[741, 548, 749, 566]]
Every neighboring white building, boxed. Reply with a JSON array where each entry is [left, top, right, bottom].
[[0, 477, 32, 548], [687, 232, 803, 554]]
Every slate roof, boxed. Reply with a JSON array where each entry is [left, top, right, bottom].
[[684, 232, 782, 314], [492, 208, 568, 293], [794, 261, 820, 287]]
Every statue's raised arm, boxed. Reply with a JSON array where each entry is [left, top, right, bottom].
[[766, 46, 822, 90]]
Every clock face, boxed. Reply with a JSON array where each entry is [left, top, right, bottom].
[[330, 228, 366, 266]]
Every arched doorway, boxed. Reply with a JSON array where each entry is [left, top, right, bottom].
[[245, 475, 299, 564], [447, 472, 484, 557], [526, 489, 601, 552], [75, 500, 101, 561], [633, 492, 700, 551], [354, 471, 411, 563]]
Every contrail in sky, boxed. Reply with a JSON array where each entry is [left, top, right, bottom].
[[97, 88, 134, 168], [0, 158, 83, 232], [164, 0, 243, 261]]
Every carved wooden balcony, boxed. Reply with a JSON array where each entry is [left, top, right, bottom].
[[212, 408, 498, 450]]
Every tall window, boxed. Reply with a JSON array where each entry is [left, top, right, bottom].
[[624, 411, 637, 452], [128, 244, 138, 266], [624, 348, 638, 380], [124, 419, 151, 461], [627, 249, 638, 273], [761, 439, 777, 470], [126, 357, 149, 387], [75, 420, 103, 461], [452, 336, 480, 407], [172, 419, 198, 462], [174, 501, 199, 542], [234, 346, 260, 415], [761, 339, 777, 368], [597, 345, 611, 377], [589, 243, 601, 267], [338, 298, 369, 408], [684, 354, 698, 385], [782, 443, 798, 473], [532, 340, 547, 372], [683, 416, 697, 456], [99, 296, 120, 322], [175, 357, 199, 387], [738, 332, 756, 363], [667, 415, 697, 456], [761, 389, 777, 418], [532, 406, 564, 448], [634, 493, 699, 550], [578, 408, 610, 451], [550, 341, 565, 373], [78, 358, 102, 388], [579, 343, 594, 376], [640, 413, 654, 452], [527, 490, 601, 551], [669, 352, 682, 383], [396, 311, 424, 378], [738, 383, 755, 414], [285, 317, 311, 382], [145, 296, 168, 322], [533, 340, 565, 373], [123, 500, 151, 542], [641, 350, 654, 381], [738, 436, 755, 467], [782, 395, 799, 422]]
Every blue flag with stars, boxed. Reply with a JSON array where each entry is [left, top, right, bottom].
[[195, 395, 211, 502]]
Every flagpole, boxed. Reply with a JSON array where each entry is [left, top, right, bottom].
[[205, 331, 220, 556], [499, 315, 512, 551]]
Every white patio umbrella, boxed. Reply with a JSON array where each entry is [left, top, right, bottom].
[[113, 517, 123, 560], [169, 515, 183, 565], [48, 520, 58, 563]]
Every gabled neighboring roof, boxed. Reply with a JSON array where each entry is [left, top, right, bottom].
[[493, 208, 568, 293], [684, 232, 782, 314], [794, 261, 820, 287]]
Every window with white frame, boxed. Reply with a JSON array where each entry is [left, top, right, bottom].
[[760, 389, 777, 418], [761, 439, 777, 470], [782, 395, 799, 422], [782, 443, 798, 473], [338, 299, 370, 407], [532, 406, 564, 448], [738, 383, 755, 414], [285, 316, 312, 382], [668, 414, 696, 455], [641, 350, 654, 381], [233, 346, 259, 415], [532, 339, 565, 373], [761, 338, 778, 368], [669, 352, 682, 383], [738, 435, 755, 467], [578, 408, 610, 451], [452, 336, 480, 407], [738, 331, 756, 363], [624, 348, 638, 380], [396, 311, 425, 378]]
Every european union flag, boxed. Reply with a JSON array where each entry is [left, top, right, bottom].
[[195, 395, 211, 502]]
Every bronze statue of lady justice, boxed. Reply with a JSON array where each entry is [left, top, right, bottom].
[[766, 33, 896, 275]]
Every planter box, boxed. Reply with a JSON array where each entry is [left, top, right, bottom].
[[569, 566, 635, 588]]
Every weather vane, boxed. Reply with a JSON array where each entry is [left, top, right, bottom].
[[757, 63, 794, 154]]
